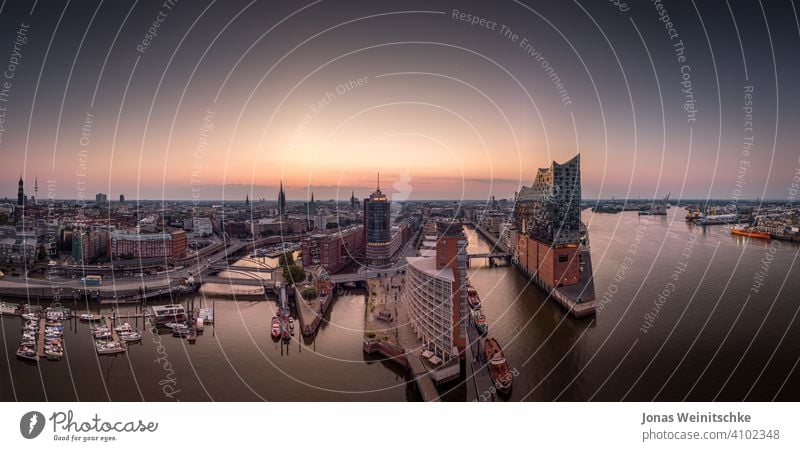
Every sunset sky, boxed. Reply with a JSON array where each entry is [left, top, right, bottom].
[[0, 0, 798, 201]]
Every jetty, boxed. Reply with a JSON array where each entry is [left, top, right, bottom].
[[36, 318, 46, 358], [105, 317, 122, 343], [296, 286, 333, 337], [406, 354, 440, 402], [466, 318, 495, 401]]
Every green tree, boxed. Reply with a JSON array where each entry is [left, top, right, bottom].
[[283, 264, 305, 284], [278, 252, 295, 268], [36, 245, 47, 262]]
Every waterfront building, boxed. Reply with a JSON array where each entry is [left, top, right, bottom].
[[110, 229, 187, 261], [512, 154, 596, 316], [170, 230, 188, 260], [404, 219, 468, 363], [71, 228, 109, 263], [363, 175, 392, 266], [302, 225, 364, 273]]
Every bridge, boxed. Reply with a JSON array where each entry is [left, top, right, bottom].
[[207, 263, 275, 273], [200, 276, 276, 288], [329, 273, 368, 284], [467, 252, 511, 259]]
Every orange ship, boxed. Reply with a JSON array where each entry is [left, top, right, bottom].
[[730, 226, 771, 240]]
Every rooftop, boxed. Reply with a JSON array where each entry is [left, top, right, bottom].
[[406, 256, 454, 282]]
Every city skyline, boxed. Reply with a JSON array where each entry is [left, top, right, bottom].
[[1, 1, 799, 201]]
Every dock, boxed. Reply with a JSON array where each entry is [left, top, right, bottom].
[[466, 320, 495, 401], [296, 286, 333, 337], [36, 318, 46, 358], [406, 354, 440, 402], [105, 317, 122, 343]]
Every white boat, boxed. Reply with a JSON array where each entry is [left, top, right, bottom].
[[95, 340, 125, 355], [119, 331, 142, 342], [151, 304, 187, 325], [114, 323, 133, 333], [172, 326, 190, 338], [22, 313, 38, 321], [16, 345, 38, 362], [1, 302, 17, 315], [80, 313, 102, 322], [198, 308, 214, 324]]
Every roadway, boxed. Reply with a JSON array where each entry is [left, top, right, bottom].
[[0, 234, 302, 297]]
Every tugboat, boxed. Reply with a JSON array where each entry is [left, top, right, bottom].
[[467, 285, 481, 310], [484, 337, 512, 395], [472, 309, 488, 335]]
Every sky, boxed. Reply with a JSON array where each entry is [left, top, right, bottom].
[[0, 0, 798, 202]]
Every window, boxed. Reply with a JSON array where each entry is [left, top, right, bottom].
[[558, 254, 568, 262]]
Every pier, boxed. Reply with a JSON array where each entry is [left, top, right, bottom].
[[296, 285, 333, 337], [406, 354, 440, 402], [105, 317, 122, 344], [36, 318, 46, 358], [466, 319, 495, 401]]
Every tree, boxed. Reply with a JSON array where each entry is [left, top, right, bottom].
[[283, 264, 305, 284], [278, 252, 295, 268], [37, 245, 47, 262], [301, 287, 317, 300]]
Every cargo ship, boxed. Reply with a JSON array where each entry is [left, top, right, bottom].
[[730, 225, 771, 240], [484, 337, 512, 394]]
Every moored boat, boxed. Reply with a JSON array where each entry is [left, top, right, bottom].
[[80, 313, 102, 322], [150, 304, 187, 325], [731, 225, 771, 240], [16, 345, 39, 362], [472, 309, 488, 335], [115, 322, 133, 333], [95, 340, 125, 355], [467, 285, 481, 310], [484, 337, 512, 394], [172, 325, 190, 337], [119, 331, 142, 342]]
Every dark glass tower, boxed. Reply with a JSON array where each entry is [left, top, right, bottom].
[[17, 176, 24, 206], [363, 174, 391, 266]]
